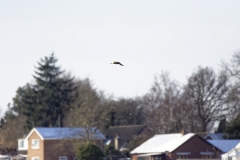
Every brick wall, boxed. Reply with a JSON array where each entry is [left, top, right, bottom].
[[28, 131, 44, 160], [168, 135, 221, 160], [131, 154, 138, 160], [43, 139, 104, 160], [44, 139, 76, 160], [27, 131, 104, 160]]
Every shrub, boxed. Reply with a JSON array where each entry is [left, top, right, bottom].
[[77, 143, 104, 160]]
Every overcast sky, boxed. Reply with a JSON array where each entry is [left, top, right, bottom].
[[1, 1, 240, 114]]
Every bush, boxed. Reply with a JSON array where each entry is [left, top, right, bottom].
[[104, 145, 121, 158], [77, 143, 104, 160]]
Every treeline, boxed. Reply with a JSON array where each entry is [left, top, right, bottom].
[[1, 52, 240, 148]]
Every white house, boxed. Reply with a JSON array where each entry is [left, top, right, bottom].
[[222, 142, 240, 160]]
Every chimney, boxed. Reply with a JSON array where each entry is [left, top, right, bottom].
[[181, 128, 185, 135], [114, 134, 119, 150]]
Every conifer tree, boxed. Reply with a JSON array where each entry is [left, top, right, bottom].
[[24, 53, 75, 128]]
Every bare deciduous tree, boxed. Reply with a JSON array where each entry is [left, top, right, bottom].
[[142, 72, 192, 134], [185, 66, 229, 132], [0, 106, 26, 148], [222, 51, 240, 119], [64, 78, 108, 141], [223, 51, 240, 79]]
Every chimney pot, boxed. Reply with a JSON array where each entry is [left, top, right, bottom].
[[181, 129, 185, 135], [114, 133, 119, 150]]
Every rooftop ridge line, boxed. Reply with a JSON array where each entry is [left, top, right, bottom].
[[109, 124, 146, 128]]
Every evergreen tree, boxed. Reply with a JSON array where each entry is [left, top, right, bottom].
[[24, 53, 75, 128], [224, 114, 240, 139], [104, 145, 121, 159], [12, 84, 33, 118], [77, 143, 104, 160], [217, 118, 227, 133]]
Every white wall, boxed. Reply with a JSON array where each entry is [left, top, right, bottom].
[[18, 138, 28, 151]]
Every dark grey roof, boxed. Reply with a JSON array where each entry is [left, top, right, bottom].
[[104, 125, 147, 149]]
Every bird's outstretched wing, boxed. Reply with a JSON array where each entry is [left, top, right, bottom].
[[117, 62, 124, 66], [111, 61, 124, 66]]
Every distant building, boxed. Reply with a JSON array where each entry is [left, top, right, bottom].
[[205, 133, 225, 140], [131, 133, 222, 160], [17, 127, 105, 160], [104, 125, 152, 151], [17, 137, 28, 159], [208, 140, 240, 153], [222, 142, 240, 160]]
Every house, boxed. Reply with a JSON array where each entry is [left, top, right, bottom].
[[205, 133, 225, 140], [130, 133, 222, 160], [104, 125, 152, 151], [222, 142, 240, 160], [18, 138, 28, 151], [207, 140, 240, 153], [17, 137, 28, 159], [204, 132, 240, 153], [18, 127, 105, 160]]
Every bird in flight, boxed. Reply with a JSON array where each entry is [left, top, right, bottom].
[[111, 61, 124, 66]]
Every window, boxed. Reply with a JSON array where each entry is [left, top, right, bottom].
[[32, 157, 39, 160], [20, 140, 24, 148], [154, 157, 162, 160], [177, 152, 191, 159], [59, 156, 68, 160], [31, 139, 40, 149], [200, 152, 214, 159]]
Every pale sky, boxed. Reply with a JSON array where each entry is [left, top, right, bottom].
[[1, 1, 240, 114]]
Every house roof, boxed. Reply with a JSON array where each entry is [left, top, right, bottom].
[[222, 143, 240, 158], [130, 133, 196, 154], [204, 133, 224, 140], [104, 125, 147, 149], [208, 140, 240, 153], [222, 148, 240, 158], [25, 127, 106, 140]]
